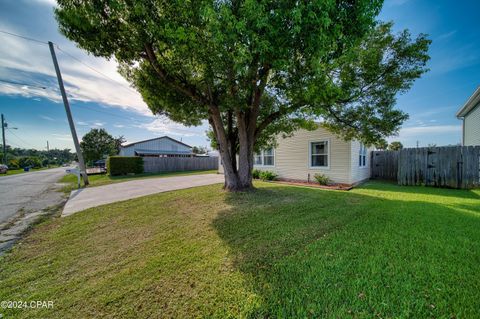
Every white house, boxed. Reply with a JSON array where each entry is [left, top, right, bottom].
[[119, 136, 194, 157], [456, 86, 480, 146], [218, 126, 372, 185]]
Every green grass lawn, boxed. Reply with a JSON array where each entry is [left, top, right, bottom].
[[59, 169, 218, 193], [0, 167, 55, 176], [0, 181, 479, 318]]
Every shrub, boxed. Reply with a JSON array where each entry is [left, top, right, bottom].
[[108, 156, 144, 176], [252, 169, 261, 179], [7, 158, 20, 169], [259, 170, 277, 181], [314, 173, 332, 185], [18, 156, 42, 168]]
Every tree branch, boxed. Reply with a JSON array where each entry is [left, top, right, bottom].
[[143, 43, 209, 105]]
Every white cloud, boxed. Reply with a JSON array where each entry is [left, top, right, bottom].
[[398, 125, 461, 137], [31, 0, 57, 5], [39, 115, 54, 121], [76, 121, 88, 126], [114, 124, 125, 128], [436, 30, 457, 41], [52, 133, 71, 141], [385, 0, 410, 6], [0, 20, 151, 116], [92, 122, 105, 127], [136, 117, 208, 138], [387, 124, 462, 147]]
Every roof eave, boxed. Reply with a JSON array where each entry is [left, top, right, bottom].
[[456, 86, 480, 118], [121, 136, 192, 149]]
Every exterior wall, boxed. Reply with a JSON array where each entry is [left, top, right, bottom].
[[464, 103, 480, 146], [350, 140, 372, 184], [254, 127, 353, 184], [217, 127, 373, 185], [119, 137, 191, 156]]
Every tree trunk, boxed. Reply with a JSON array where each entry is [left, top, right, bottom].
[[236, 111, 255, 190], [209, 104, 257, 191], [218, 135, 254, 191]]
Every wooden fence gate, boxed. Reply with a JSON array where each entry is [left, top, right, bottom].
[[371, 146, 480, 189]]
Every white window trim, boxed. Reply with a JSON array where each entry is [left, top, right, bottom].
[[359, 143, 368, 169], [253, 148, 276, 168], [308, 139, 330, 170]]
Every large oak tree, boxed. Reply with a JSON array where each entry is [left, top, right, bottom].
[[55, 0, 430, 191]]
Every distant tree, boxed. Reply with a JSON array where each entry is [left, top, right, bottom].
[[56, 1, 430, 191], [7, 158, 20, 169], [427, 143, 437, 147], [192, 146, 208, 155], [114, 135, 126, 155], [80, 129, 119, 164], [375, 139, 389, 150], [388, 141, 403, 151], [18, 156, 42, 168]]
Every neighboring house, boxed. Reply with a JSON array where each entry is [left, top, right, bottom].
[[456, 86, 480, 146], [119, 136, 194, 157], [218, 126, 372, 185]]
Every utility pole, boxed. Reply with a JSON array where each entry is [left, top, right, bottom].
[[48, 41, 89, 185], [46, 140, 50, 168], [1, 114, 6, 165]]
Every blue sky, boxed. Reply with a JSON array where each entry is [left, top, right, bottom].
[[0, 0, 479, 151]]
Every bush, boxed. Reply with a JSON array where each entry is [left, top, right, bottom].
[[7, 158, 20, 169], [252, 169, 261, 179], [259, 170, 277, 181], [314, 173, 332, 185], [108, 156, 144, 176], [18, 156, 42, 168]]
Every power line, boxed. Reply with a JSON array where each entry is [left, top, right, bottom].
[[0, 30, 48, 45], [0, 79, 47, 90], [71, 103, 148, 124], [0, 29, 153, 128], [55, 45, 140, 96], [0, 28, 139, 97], [7, 129, 38, 149], [5, 138, 22, 149]]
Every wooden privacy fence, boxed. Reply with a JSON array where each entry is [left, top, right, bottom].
[[143, 157, 218, 173], [371, 146, 480, 189]]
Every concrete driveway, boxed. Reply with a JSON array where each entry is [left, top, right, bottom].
[[62, 173, 224, 216]]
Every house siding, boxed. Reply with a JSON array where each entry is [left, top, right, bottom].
[[464, 103, 480, 146], [119, 137, 191, 156], [217, 127, 373, 185], [350, 141, 372, 184], [253, 127, 353, 184]]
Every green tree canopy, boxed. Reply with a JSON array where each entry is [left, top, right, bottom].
[[55, 0, 430, 190], [192, 146, 208, 155], [80, 128, 123, 164], [388, 141, 404, 151], [375, 139, 389, 150]]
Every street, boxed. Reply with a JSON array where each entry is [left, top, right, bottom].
[[0, 167, 68, 225]]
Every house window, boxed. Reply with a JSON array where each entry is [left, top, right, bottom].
[[254, 148, 275, 166], [263, 148, 274, 166], [310, 141, 328, 168], [254, 153, 263, 165], [359, 143, 367, 167]]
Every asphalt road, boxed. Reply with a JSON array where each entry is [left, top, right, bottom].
[[0, 167, 68, 225]]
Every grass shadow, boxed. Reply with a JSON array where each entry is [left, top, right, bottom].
[[213, 182, 480, 318]]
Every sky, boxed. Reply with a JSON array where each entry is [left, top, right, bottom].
[[0, 0, 479, 151]]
